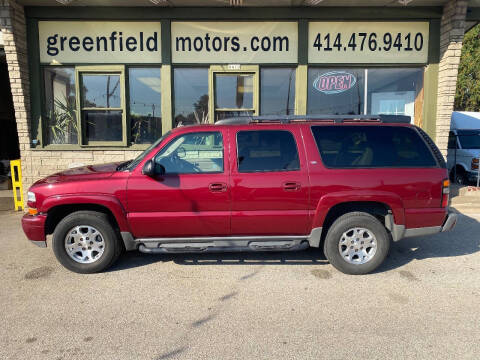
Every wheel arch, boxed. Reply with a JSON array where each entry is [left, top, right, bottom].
[[45, 203, 121, 236]]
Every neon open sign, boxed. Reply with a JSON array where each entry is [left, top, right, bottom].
[[313, 71, 357, 94]]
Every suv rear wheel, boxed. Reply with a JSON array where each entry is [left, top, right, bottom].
[[52, 211, 123, 273], [323, 212, 390, 275]]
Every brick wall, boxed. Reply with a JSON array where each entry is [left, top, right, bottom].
[[0, 1, 142, 205], [435, 0, 468, 157]]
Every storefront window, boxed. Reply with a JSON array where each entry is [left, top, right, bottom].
[[260, 68, 295, 115], [214, 73, 254, 122], [174, 68, 209, 126], [44, 67, 77, 145], [129, 67, 162, 144], [308, 68, 365, 115], [367, 68, 423, 124], [80, 73, 123, 144]]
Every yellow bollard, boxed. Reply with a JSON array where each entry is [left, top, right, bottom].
[[10, 160, 24, 211]]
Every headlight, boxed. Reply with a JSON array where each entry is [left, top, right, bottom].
[[27, 191, 36, 203]]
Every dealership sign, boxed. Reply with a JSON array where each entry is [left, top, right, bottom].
[[39, 21, 162, 64], [314, 71, 357, 94], [308, 21, 429, 64], [171, 22, 298, 63]]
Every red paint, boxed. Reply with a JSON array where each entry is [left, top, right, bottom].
[[22, 121, 449, 244]]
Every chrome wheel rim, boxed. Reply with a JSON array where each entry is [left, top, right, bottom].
[[64, 225, 105, 264], [338, 227, 377, 265]]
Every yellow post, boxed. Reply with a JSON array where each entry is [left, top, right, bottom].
[[10, 160, 24, 211]]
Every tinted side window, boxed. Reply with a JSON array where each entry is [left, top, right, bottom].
[[237, 130, 300, 172], [311, 126, 437, 168]]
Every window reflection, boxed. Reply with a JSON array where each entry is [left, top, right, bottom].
[[261, 68, 295, 115], [174, 68, 209, 126], [81, 74, 121, 108], [83, 110, 123, 142], [129, 67, 162, 144], [44, 67, 78, 145], [367, 68, 423, 124], [215, 74, 254, 109], [307, 68, 365, 115]]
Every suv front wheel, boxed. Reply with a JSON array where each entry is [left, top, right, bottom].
[[323, 212, 390, 275], [52, 211, 123, 273]]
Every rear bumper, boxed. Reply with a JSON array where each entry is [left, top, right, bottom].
[[441, 212, 457, 232], [389, 211, 457, 241], [21, 214, 47, 247]]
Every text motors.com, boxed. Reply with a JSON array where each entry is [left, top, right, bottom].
[[175, 34, 291, 52]]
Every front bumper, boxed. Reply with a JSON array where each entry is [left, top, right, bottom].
[[466, 171, 479, 182], [22, 214, 47, 247], [441, 212, 457, 232]]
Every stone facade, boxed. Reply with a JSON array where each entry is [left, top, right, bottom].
[[435, 0, 468, 156]]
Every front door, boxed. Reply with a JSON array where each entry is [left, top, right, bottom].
[[126, 129, 230, 238], [209, 66, 259, 123]]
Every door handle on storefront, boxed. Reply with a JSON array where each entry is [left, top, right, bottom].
[[209, 183, 227, 192], [283, 182, 300, 191]]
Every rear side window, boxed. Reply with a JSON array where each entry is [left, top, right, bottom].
[[311, 126, 437, 168], [236, 130, 300, 172]]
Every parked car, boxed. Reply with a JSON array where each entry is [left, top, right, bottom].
[[22, 115, 456, 275], [447, 111, 480, 184]]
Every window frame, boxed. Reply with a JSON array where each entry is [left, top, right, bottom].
[[209, 65, 259, 124], [40, 64, 167, 150], [153, 130, 225, 175], [76, 65, 127, 147], [235, 129, 300, 173]]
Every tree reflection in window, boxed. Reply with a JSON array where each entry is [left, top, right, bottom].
[[174, 68, 209, 126]]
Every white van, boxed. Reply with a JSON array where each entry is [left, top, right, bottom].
[[447, 111, 480, 184]]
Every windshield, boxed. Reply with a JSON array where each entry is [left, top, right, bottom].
[[459, 134, 480, 150], [124, 131, 171, 171]]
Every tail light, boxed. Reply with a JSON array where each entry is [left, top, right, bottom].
[[441, 179, 450, 208], [472, 158, 479, 170]]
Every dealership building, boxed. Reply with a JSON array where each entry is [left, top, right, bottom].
[[0, 0, 478, 199]]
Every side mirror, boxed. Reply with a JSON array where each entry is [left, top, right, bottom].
[[155, 163, 166, 175], [142, 160, 155, 177]]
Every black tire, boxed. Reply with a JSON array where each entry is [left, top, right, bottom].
[[52, 211, 123, 274], [323, 212, 390, 275], [450, 167, 467, 185]]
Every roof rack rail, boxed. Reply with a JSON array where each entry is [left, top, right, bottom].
[[215, 114, 411, 125]]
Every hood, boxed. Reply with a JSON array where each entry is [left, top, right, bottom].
[[33, 162, 121, 185]]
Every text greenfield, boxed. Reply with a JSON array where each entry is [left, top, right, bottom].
[[46, 31, 158, 56], [39, 21, 162, 64]]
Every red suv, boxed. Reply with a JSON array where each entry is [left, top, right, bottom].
[[22, 115, 457, 275]]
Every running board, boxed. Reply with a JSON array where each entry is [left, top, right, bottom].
[[136, 236, 310, 254]]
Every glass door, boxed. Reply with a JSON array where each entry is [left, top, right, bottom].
[[209, 66, 259, 123]]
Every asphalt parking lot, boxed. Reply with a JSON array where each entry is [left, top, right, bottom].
[[1, 209, 480, 360]]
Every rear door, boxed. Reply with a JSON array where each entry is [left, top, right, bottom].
[[229, 125, 310, 235]]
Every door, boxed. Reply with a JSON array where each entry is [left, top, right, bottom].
[[229, 126, 310, 236], [209, 65, 259, 123], [126, 129, 230, 238]]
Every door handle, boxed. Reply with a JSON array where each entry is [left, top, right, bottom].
[[209, 182, 227, 192], [283, 181, 301, 191]]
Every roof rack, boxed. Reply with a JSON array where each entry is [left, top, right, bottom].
[[215, 114, 411, 125]]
